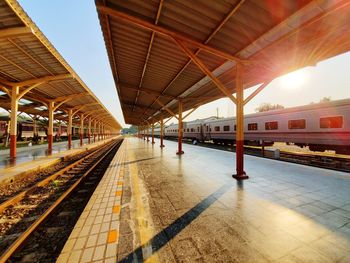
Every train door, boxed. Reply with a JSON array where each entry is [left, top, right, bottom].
[[199, 125, 203, 141], [204, 124, 211, 141]]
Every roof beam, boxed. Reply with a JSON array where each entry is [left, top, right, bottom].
[[0, 26, 33, 39], [120, 82, 175, 99], [173, 38, 237, 105], [9, 74, 72, 87], [53, 92, 86, 103], [96, 5, 244, 63], [154, 99, 178, 120], [123, 102, 158, 112], [244, 81, 272, 106], [0, 86, 11, 97], [138, 1, 245, 118], [133, 0, 164, 111]]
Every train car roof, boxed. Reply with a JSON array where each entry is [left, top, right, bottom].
[[204, 98, 350, 124]]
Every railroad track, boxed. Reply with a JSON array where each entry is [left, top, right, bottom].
[[0, 138, 123, 262], [163, 137, 350, 173], [0, 141, 114, 204]]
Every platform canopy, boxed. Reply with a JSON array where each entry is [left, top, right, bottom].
[[0, 0, 121, 131], [96, 0, 350, 125]]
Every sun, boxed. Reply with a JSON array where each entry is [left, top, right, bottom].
[[279, 68, 308, 90]]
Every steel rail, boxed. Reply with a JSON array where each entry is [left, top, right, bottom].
[[0, 141, 112, 214], [0, 139, 122, 263]]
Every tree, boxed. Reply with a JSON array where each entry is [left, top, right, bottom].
[[310, 97, 331, 104], [121, 125, 138, 134], [319, 97, 331, 103], [255, 103, 284, 112]]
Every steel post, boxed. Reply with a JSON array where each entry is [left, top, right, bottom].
[[233, 64, 248, 180], [48, 101, 54, 155], [160, 117, 164, 148], [94, 120, 97, 142], [147, 125, 150, 142], [10, 86, 19, 159], [177, 100, 184, 155], [68, 109, 73, 149], [80, 114, 84, 146], [88, 117, 91, 144]]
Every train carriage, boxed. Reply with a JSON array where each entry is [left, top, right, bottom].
[[204, 99, 350, 153], [156, 99, 350, 154]]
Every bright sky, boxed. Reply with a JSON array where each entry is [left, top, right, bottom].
[[17, 0, 350, 127]]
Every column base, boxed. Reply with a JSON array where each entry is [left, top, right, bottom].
[[176, 151, 184, 155], [152, 142, 155, 144], [232, 172, 249, 180], [160, 145, 165, 148]]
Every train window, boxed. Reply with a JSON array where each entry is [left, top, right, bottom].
[[288, 119, 306, 129], [215, 126, 220, 132], [248, 123, 258, 130], [265, 121, 278, 130], [320, 116, 343, 128], [223, 125, 230, 131]]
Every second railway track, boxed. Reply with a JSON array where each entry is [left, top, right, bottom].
[[165, 138, 350, 173], [0, 138, 123, 262]]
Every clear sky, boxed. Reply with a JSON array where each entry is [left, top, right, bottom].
[[17, 0, 350, 127]]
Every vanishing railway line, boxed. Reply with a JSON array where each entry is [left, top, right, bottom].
[[0, 143, 111, 204], [0, 139, 123, 262]]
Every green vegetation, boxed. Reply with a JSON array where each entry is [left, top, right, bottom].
[[255, 103, 285, 112], [122, 125, 137, 134]]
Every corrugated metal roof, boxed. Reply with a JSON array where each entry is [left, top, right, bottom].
[[0, 0, 121, 131], [96, 0, 350, 125]]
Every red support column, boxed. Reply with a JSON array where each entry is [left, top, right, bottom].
[[151, 123, 155, 144], [93, 120, 96, 143], [68, 109, 73, 149], [160, 117, 164, 148], [10, 86, 19, 159], [80, 114, 84, 147], [88, 117, 91, 144], [233, 64, 248, 180], [177, 100, 184, 155], [146, 125, 150, 142], [47, 101, 54, 155]]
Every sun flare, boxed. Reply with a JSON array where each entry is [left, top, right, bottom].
[[279, 69, 308, 90]]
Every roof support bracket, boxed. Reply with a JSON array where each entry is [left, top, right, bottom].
[[17, 82, 43, 100], [182, 106, 199, 121], [243, 80, 272, 106], [155, 99, 178, 120], [0, 86, 11, 98], [9, 74, 72, 87], [173, 38, 237, 105]]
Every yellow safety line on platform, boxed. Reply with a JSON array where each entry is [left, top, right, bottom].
[[128, 147, 159, 263]]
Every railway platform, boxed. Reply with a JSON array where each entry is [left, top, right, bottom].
[[0, 139, 88, 169], [58, 137, 350, 262], [0, 137, 116, 184]]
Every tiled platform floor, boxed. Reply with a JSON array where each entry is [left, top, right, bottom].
[[58, 140, 126, 263], [63, 137, 350, 262], [0, 137, 116, 183]]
